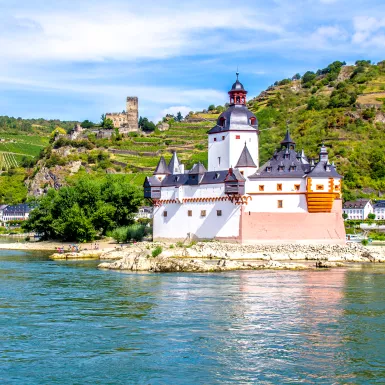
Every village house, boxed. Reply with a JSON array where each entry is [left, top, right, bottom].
[[373, 200, 385, 220], [0, 204, 32, 223], [342, 199, 373, 220], [144, 74, 345, 244]]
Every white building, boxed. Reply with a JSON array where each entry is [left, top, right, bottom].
[[0, 204, 31, 223], [373, 200, 385, 220], [342, 199, 373, 220], [135, 206, 153, 220], [144, 74, 345, 244]]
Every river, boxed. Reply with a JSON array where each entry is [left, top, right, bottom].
[[1, 250, 385, 384]]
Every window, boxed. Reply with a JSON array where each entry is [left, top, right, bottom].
[[294, 184, 300, 191], [222, 136, 225, 140], [236, 135, 240, 139], [188, 210, 192, 217], [316, 185, 324, 191], [277, 183, 282, 191], [163, 211, 168, 217], [278, 200, 283, 208], [214, 138, 217, 142], [218, 157, 221, 166], [259, 185, 264, 191], [335, 185, 340, 190], [240, 171, 244, 175], [217, 210, 222, 216], [201, 210, 206, 217]]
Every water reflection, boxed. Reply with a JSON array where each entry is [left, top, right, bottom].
[[1, 252, 385, 384]]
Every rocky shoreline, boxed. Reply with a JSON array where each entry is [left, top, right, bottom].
[[49, 241, 385, 272]]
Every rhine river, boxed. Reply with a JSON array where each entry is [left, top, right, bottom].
[[1, 250, 385, 384]]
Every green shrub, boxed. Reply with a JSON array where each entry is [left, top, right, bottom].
[[126, 224, 146, 242], [151, 246, 163, 258], [361, 239, 369, 246]]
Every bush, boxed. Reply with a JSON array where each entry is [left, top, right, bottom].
[[361, 239, 369, 246], [126, 224, 146, 242], [151, 246, 163, 258]]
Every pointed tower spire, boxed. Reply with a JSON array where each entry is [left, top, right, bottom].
[[154, 156, 170, 175], [235, 143, 257, 168], [280, 128, 296, 149], [168, 152, 181, 174]]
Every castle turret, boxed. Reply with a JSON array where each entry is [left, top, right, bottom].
[[207, 73, 259, 172]]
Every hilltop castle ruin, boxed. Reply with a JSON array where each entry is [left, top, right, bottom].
[[105, 97, 139, 133]]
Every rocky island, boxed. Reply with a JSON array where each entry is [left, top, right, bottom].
[[50, 241, 385, 273]]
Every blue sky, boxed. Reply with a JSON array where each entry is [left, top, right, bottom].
[[1, 0, 385, 123]]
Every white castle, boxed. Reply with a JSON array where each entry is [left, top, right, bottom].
[[144, 74, 346, 244]]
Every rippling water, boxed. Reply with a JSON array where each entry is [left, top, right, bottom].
[[1, 250, 385, 384]]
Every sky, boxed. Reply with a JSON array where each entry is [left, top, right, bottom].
[[1, 0, 385, 123]]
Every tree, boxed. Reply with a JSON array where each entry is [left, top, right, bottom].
[[368, 213, 376, 220], [176, 112, 183, 122], [292, 73, 301, 80], [139, 117, 156, 132], [342, 213, 348, 220], [80, 120, 94, 128], [50, 126, 66, 139], [208, 104, 215, 111], [23, 175, 142, 242], [103, 118, 114, 129], [302, 71, 316, 87]]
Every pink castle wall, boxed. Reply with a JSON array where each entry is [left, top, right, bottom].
[[239, 199, 346, 245]]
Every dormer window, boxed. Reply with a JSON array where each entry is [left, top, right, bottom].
[[278, 165, 284, 172], [219, 117, 226, 127], [250, 117, 256, 125], [284, 153, 290, 159], [266, 166, 272, 172], [289, 165, 297, 172]]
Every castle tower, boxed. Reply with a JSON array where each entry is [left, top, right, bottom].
[[126, 97, 139, 131], [207, 73, 259, 171]]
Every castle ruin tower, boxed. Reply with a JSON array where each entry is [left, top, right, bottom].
[[126, 97, 139, 131]]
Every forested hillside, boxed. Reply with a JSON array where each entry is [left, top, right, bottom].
[[2, 59, 385, 204], [252, 60, 385, 201]]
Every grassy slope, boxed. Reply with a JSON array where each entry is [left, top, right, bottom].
[[4, 60, 385, 203], [249, 61, 385, 200]]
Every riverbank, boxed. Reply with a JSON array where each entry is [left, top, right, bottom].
[[0, 240, 117, 253], [47, 241, 385, 272]]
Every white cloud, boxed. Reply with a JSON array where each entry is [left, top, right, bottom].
[[0, 5, 284, 63], [351, 16, 385, 47]]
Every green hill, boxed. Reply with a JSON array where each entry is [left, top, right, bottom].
[[2, 59, 385, 204]]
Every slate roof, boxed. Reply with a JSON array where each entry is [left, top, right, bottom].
[[3, 204, 31, 214], [208, 105, 258, 134], [189, 162, 207, 175], [249, 148, 310, 179], [235, 144, 257, 168], [343, 199, 371, 209], [168, 152, 181, 174], [224, 168, 246, 182], [306, 160, 342, 178], [154, 156, 170, 175], [374, 200, 385, 209], [229, 72, 246, 91]]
